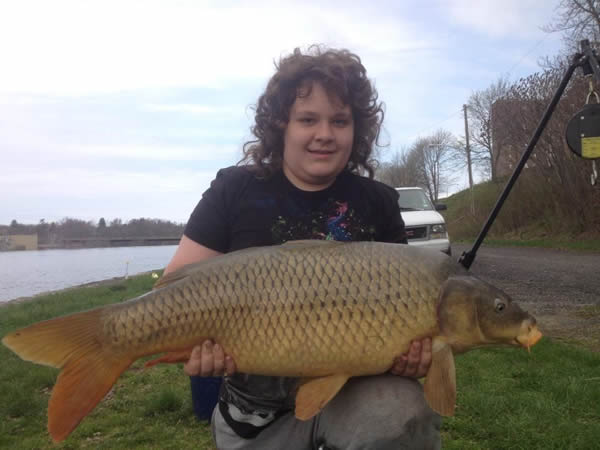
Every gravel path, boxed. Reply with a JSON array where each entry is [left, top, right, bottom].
[[453, 244, 600, 351]]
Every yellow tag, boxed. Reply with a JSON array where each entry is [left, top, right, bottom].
[[582, 137, 600, 158]]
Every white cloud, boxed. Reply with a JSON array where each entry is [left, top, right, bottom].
[[3, 141, 241, 167], [0, 167, 216, 197], [0, 0, 437, 95], [0, 166, 219, 224], [71, 143, 240, 161], [142, 103, 243, 115], [443, 0, 559, 39]]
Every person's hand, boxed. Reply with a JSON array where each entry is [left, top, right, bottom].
[[184, 340, 236, 377], [389, 338, 432, 378]]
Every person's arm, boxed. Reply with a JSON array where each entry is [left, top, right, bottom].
[[163, 235, 222, 275], [164, 235, 236, 377]]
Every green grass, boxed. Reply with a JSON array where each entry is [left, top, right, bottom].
[[441, 180, 505, 240], [443, 341, 600, 449], [441, 179, 600, 248], [1, 274, 599, 449]]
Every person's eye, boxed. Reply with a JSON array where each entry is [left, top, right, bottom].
[[333, 119, 350, 127], [299, 117, 315, 124]]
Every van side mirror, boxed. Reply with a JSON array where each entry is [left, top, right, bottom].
[[435, 204, 447, 211]]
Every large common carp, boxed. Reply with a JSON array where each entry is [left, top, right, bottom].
[[2, 240, 542, 442]]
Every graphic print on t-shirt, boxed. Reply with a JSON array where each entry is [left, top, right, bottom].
[[271, 198, 376, 243]]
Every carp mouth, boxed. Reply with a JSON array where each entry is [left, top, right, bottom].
[[514, 325, 543, 352]]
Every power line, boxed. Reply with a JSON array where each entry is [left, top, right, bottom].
[[411, 108, 463, 138], [411, 34, 552, 138], [505, 36, 549, 77]]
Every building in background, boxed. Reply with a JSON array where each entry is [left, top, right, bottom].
[[0, 234, 38, 251]]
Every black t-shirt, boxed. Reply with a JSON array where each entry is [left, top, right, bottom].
[[183, 165, 406, 437], [184, 165, 407, 252]]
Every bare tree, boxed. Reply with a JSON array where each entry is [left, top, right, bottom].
[[467, 76, 511, 181], [376, 129, 456, 199], [412, 130, 456, 202], [543, 0, 600, 51], [376, 149, 407, 187], [376, 146, 423, 187], [451, 135, 490, 181]]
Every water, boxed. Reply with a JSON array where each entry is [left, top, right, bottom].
[[0, 245, 177, 303]]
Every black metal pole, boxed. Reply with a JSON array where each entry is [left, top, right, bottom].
[[581, 40, 600, 79], [458, 57, 582, 270]]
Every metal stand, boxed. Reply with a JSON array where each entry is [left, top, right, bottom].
[[458, 40, 600, 270]]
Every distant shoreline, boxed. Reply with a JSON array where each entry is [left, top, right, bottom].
[[1, 242, 178, 252]]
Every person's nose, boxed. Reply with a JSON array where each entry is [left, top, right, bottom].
[[314, 121, 334, 144]]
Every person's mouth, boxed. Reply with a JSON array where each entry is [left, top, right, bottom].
[[307, 149, 335, 155]]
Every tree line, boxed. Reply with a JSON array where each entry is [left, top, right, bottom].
[[1, 218, 185, 245]]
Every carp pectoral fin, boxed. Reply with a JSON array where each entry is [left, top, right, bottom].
[[2, 308, 134, 442], [145, 349, 194, 367], [282, 240, 343, 248], [423, 341, 456, 417], [295, 373, 350, 420]]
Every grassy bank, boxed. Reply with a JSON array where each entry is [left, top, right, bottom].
[[441, 180, 600, 250], [1, 274, 599, 449]]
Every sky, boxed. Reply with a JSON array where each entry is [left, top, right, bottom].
[[0, 0, 567, 225]]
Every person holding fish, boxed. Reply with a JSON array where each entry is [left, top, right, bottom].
[[165, 45, 441, 449], [2, 44, 543, 448]]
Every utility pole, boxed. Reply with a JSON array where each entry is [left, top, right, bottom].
[[463, 104, 475, 214]]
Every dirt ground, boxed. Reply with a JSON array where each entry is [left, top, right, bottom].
[[453, 244, 600, 352]]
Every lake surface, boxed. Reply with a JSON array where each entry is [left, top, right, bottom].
[[0, 245, 177, 303]]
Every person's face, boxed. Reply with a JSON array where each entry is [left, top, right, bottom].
[[282, 82, 354, 191]]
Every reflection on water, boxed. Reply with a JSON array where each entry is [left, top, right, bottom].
[[0, 245, 177, 303]]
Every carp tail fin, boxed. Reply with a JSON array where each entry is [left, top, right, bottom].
[[2, 308, 133, 442], [423, 339, 456, 416]]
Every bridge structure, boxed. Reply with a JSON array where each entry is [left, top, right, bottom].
[[58, 236, 181, 249]]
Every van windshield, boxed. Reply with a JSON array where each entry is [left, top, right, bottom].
[[397, 189, 434, 211]]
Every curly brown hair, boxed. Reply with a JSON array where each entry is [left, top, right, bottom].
[[239, 45, 384, 178]]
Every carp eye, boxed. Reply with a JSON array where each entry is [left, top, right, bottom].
[[494, 298, 506, 313]]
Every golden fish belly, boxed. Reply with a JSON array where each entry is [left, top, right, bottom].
[[102, 241, 449, 377]]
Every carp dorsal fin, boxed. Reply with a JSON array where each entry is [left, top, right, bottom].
[[153, 252, 235, 289], [154, 240, 343, 289], [282, 240, 345, 249], [423, 338, 456, 417], [295, 373, 350, 420], [153, 267, 192, 289], [153, 257, 221, 289]]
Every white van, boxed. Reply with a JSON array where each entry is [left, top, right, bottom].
[[396, 187, 451, 255]]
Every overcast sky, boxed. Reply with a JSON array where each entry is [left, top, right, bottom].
[[1, 0, 566, 225]]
